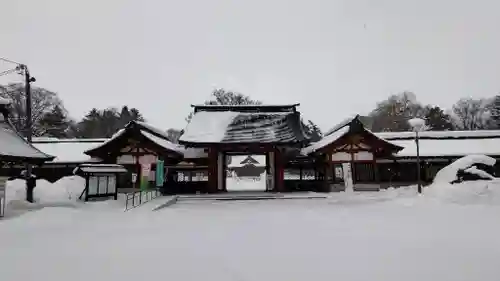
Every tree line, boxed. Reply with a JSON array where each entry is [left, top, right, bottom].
[[1, 83, 498, 142], [367, 91, 497, 132], [0, 83, 144, 139]]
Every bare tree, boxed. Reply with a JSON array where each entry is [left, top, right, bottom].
[[370, 91, 426, 132], [0, 83, 65, 137], [451, 98, 490, 130], [185, 88, 262, 123], [166, 128, 182, 143]]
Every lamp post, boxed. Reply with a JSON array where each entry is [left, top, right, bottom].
[[408, 118, 426, 194]]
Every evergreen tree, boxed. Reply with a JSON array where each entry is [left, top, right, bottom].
[[303, 120, 322, 142], [76, 106, 146, 138], [119, 106, 132, 127], [424, 106, 454, 131], [129, 108, 144, 122], [488, 95, 500, 129]]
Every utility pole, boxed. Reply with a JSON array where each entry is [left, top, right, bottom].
[[21, 65, 36, 202], [416, 130, 422, 194]]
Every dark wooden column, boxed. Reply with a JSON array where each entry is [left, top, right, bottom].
[[322, 154, 329, 191], [326, 153, 333, 192], [222, 152, 227, 192], [372, 157, 380, 188], [274, 148, 285, 192], [350, 150, 356, 188], [207, 146, 218, 193], [265, 153, 270, 174]]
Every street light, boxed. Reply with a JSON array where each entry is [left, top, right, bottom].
[[408, 118, 427, 194]]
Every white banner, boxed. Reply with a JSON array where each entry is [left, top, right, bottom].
[[0, 176, 7, 217]]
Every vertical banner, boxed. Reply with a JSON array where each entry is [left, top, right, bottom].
[[0, 177, 6, 217], [140, 163, 151, 190], [156, 160, 164, 187]]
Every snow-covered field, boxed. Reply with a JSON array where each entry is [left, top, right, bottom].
[[2, 178, 500, 280]]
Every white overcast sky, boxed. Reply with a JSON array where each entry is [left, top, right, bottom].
[[1, 0, 500, 132]]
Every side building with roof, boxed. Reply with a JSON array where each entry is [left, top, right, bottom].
[[301, 115, 500, 190]]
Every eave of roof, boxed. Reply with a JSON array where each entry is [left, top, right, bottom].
[[192, 104, 300, 113]]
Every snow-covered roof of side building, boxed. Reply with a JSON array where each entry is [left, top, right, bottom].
[[0, 105, 55, 163], [375, 130, 500, 140], [376, 130, 500, 158], [85, 121, 185, 158], [389, 138, 500, 158], [302, 115, 402, 155], [32, 139, 105, 163]]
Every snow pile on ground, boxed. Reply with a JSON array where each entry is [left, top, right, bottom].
[[465, 166, 495, 180], [5, 176, 86, 214], [424, 179, 500, 205], [433, 154, 496, 183]]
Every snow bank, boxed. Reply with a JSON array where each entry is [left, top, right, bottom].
[[5, 176, 86, 213], [433, 155, 496, 184], [424, 180, 500, 205]]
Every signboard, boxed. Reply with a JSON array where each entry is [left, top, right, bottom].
[[140, 164, 150, 190], [156, 160, 164, 187]]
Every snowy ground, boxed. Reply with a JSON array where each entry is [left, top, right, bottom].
[[226, 174, 266, 191], [2, 179, 500, 280]]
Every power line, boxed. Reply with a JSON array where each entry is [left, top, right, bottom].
[[0, 68, 19, 77], [0, 57, 22, 66]]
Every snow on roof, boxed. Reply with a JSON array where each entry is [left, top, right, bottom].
[[33, 139, 104, 163], [140, 130, 185, 154], [324, 115, 357, 136], [376, 130, 500, 140], [433, 155, 496, 184], [0, 120, 54, 162], [193, 104, 299, 109], [179, 111, 240, 143], [301, 126, 350, 155], [228, 155, 266, 168], [135, 121, 172, 140], [408, 118, 427, 131], [74, 164, 128, 174], [389, 138, 500, 158]]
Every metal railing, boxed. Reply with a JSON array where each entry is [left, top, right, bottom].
[[124, 188, 162, 211]]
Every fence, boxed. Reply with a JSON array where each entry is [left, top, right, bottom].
[[124, 188, 162, 211]]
